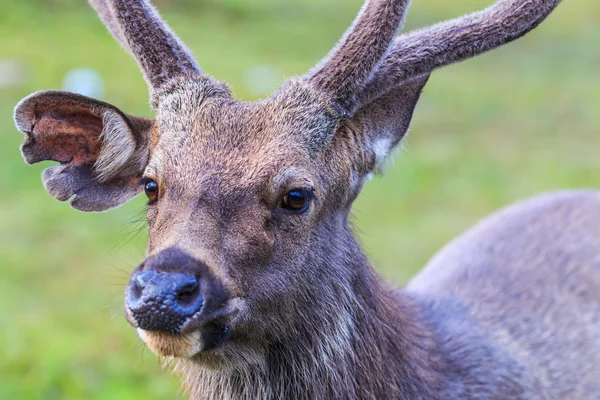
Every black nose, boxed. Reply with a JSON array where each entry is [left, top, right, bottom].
[[126, 271, 203, 333]]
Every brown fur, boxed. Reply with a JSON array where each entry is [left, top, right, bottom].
[[13, 1, 597, 399]]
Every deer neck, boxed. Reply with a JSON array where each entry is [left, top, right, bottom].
[[176, 220, 443, 399]]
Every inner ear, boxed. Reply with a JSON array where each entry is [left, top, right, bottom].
[[351, 74, 430, 172], [14, 90, 153, 212], [15, 91, 142, 180], [22, 105, 103, 165]]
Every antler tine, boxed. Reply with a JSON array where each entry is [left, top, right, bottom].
[[88, 0, 130, 55], [89, 0, 200, 98], [306, 0, 411, 115], [356, 0, 562, 110]]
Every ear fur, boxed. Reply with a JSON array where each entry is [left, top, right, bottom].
[[354, 74, 430, 172], [14, 91, 154, 212]]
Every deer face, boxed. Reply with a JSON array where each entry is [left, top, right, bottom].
[[14, 0, 560, 367], [129, 81, 347, 359], [118, 77, 426, 362]]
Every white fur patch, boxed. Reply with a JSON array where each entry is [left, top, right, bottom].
[[94, 110, 136, 181], [371, 137, 393, 168]]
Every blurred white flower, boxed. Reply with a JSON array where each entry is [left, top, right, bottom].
[[62, 68, 105, 99], [0, 59, 24, 88], [244, 65, 281, 96]]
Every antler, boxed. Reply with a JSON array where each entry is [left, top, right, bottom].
[[356, 0, 563, 110], [306, 0, 411, 115], [88, 0, 129, 54], [88, 0, 200, 95]]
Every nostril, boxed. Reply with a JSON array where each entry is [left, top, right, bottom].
[[176, 280, 200, 307], [129, 276, 144, 302], [126, 271, 157, 309]]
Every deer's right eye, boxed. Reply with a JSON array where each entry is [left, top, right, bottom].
[[143, 179, 159, 203], [281, 189, 312, 213]]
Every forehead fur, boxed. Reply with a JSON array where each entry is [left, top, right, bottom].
[[148, 76, 345, 187]]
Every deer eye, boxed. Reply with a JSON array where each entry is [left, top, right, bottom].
[[143, 179, 159, 203], [281, 189, 311, 213]]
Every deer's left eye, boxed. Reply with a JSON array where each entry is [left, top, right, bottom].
[[281, 189, 312, 213], [142, 179, 159, 203]]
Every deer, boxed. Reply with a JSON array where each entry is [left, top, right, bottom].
[[12, 0, 599, 398]]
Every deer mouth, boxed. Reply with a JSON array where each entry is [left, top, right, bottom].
[[130, 299, 241, 358]]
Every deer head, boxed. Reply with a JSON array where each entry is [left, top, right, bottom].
[[13, 0, 561, 395]]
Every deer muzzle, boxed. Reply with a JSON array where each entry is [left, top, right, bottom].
[[126, 270, 203, 333], [124, 247, 233, 356]]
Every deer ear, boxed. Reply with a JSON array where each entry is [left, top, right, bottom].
[[353, 74, 430, 172], [14, 91, 153, 212]]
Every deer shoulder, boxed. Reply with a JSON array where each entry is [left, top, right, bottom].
[[408, 190, 600, 399]]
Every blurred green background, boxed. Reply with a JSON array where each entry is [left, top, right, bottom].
[[0, 0, 598, 398]]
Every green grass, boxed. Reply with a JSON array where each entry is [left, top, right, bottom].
[[0, 0, 598, 398]]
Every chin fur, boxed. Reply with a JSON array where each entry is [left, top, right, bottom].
[[138, 329, 204, 358]]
